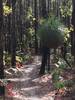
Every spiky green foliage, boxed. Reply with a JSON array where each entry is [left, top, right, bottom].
[[38, 16, 64, 48]]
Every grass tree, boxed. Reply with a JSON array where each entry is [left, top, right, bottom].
[[38, 16, 64, 75]]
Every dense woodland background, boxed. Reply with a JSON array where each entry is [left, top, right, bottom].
[[0, 0, 75, 99]]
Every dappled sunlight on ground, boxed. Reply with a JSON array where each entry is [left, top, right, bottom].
[[5, 56, 56, 100], [5, 56, 75, 100]]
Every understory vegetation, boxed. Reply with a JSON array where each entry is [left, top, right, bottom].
[[0, 0, 75, 99]]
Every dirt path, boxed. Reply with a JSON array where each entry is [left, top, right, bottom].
[[5, 56, 57, 100]]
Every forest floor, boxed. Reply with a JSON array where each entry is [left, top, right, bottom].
[[4, 56, 75, 100]]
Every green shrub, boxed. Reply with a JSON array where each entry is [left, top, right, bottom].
[[54, 81, 65, 89]]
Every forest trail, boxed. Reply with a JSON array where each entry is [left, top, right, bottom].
[[5, 56, 56, 100]]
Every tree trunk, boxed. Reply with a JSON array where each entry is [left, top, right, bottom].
[[0, 0, 5, 96], [19, 0, 23, 51], [71, 0, 75, 64], [34, 0, 38, 54], [0, 0, 4, 79], [7, 14, 11, 53], [11, 0, 16, 67], [39, 47, 48, 75], [47, 49, 50, 72], [41, 0, 48, 18]]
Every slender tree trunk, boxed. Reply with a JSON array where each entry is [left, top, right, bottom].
[[6, 0, 11, 53], [41, 0, 48, 18], [0, 0, 5, 96], [11, 0, 16, 67], [47, 0, 50, 14], [0, 0, 4, 79], [19, 0, 23, 51], [71, 0, 75, 64], [34, 0, 38, 54], [47, 49, 50, 72]]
